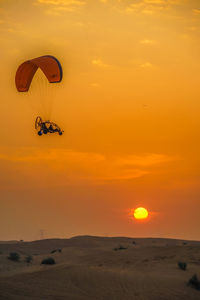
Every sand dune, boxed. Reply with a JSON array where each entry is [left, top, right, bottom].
[[0, 236, 200, 299]]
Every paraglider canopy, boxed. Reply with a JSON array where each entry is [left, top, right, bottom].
[[15, 55, 62, 92]]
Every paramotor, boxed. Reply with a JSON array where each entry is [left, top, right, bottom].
[[35, 116, 63, 136]]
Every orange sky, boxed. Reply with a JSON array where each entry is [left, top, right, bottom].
[[0, 0, 200, 241]]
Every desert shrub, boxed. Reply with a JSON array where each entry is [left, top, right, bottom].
[[119, 245, 128, 250], [51, 248, 62, 254], [0, 251, 3, 255], [113, 245, 128, 251], [188, 274, 200, 290], [51, 249, 57, 254], [41, 257, 55, 265], [178, 261, 187, 271], [153, 256, 167, 261], [8, 252, 20, 262], [25, 255, 33, 264]]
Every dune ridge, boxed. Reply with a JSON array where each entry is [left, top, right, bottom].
[[0, 236, 200, 299]]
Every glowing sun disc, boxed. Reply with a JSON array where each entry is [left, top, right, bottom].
[[134, 207, 149, 220]]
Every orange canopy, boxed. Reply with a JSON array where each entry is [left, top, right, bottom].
[[15, 55, 63, 92]]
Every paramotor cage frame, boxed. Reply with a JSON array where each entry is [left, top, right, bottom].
[[35, 116, 63, 136]]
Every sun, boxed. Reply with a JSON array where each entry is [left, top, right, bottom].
[[133, 207, 149, 220]]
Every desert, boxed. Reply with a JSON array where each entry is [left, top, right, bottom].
[[0, 236, 200, 299]]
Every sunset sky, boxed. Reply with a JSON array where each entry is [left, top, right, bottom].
[[0, 0, 200, 241]]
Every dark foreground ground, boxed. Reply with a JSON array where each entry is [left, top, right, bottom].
[[0, 236, 200, 299]]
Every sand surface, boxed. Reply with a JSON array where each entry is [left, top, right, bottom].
[[0, 236, 200, 299]]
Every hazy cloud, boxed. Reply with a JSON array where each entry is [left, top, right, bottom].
[[140, 62, 154, 68], [0, 147, 172, 187], [140, 39, 157, 45], [193, 9, 200, 15], [115, 154, 170, 167], [36, 0, 86, 15], [37, 0, 85, 5], [113, 0, 183, 15], [92, 58, 112, 69]]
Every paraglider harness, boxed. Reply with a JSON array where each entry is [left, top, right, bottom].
[[35, 116, 63, 136]]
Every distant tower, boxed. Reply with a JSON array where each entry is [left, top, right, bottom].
[[40, 229, 46, 240]]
